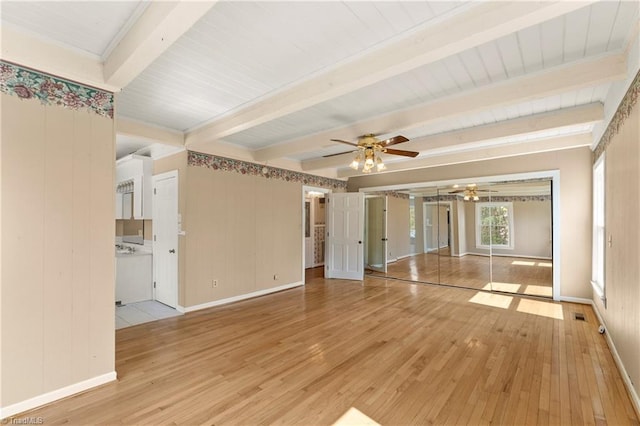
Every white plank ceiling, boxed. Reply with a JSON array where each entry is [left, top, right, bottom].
[[1, 1, 639, 174]]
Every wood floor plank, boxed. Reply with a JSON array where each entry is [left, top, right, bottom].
[[8, 273, 638, 425]]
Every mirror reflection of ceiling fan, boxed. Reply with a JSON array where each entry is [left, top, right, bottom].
[[448, 184, 497, 201], [326, 133, 418, 173]]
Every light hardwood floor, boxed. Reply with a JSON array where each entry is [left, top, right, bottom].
[[14, 272, 638, 425], [374, 252, 553, 297]]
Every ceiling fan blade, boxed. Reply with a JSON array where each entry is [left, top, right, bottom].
[[384, 148, 419, 158], [448, 190, 465, 194], [330, 139, 359, 147], [380, 135, 409, 147], [323, 150, 356, 158]]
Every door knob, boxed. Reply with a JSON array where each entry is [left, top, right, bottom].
[[169, 249, 175, 253], [358, 241, 362, 244]]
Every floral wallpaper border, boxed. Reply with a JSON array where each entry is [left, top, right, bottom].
[[423, 194, 550, 202], [366, 190, 410, 200], [188, 151, 347, 190], [0, 61, 114, 119], [593, 69, 640, 162]]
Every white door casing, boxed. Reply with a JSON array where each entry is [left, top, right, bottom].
[[325, 192, 365, 280], [152, 171, 179, 308], [365, 195, 387, 273]]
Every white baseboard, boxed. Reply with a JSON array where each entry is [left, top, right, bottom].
[[397, 254, 414, 260], [492, 253, 552, 260], [0, 371, 117, 419], [176, 305, 186, 313], [461, 252, 551, 260], [464, 252, 491, 257], [590, 301, 640, 418], [558, 296, 592, 305], [183, 282, 304, 313]]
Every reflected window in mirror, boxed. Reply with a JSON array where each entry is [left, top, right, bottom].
[[476, 202, 514, 249]]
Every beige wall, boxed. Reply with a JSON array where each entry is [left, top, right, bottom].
[[387, 196, 411, 261], [593, 101, 640, 403], [413, 199, 424, 255], [143, 219, 153, 241], [154, 151, 188, 307], [462, 200, 552, 258], [1, 94, 115, 407], [184, 165, 302, 307], [348, 147, 592, 299], [366, 197, 384, 266]]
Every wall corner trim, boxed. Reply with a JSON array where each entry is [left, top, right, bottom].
[[0, 372, 117, 419], [183, 282, 304, 313], [591, 300, 640, 419]]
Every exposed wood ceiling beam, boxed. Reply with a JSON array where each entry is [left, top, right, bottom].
[[185, 1, 595, 147], [337, 134, 592, 178], [103, 1, 217, 88], [116, 118, 184, 146], [256, 53, 625, 163], [301, 103, 603, 171]]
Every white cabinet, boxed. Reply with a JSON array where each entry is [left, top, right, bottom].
[[122, 192, 133, 219], [115, 192, 123, 219], [116, 155, 153, 219], [115, 252, 152, 304]]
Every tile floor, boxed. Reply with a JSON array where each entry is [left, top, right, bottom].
[[116, 300, 182, 329]]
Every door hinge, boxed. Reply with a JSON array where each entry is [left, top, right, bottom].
[[154, 188, 157, 195], [153, 281, 156, 288], [154, 235, 156, 241]]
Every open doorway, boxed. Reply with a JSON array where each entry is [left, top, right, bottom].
[[423, 201, 453, 255], [303, 186, 330, 282], [364, 195, 387, 273]]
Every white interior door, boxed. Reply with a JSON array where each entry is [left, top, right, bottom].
[[153, 171, 178, 308], [325, 192, 365, 280]]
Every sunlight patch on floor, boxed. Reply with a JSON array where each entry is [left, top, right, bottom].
[[512, 260, 536, 266], [537, 262, 553, 267], [469, 292, 513, 309], [524, 285, 553, 297], [333, 407, 380, 426], [483, 282, 522, 293], [516, 298, 564, 320]]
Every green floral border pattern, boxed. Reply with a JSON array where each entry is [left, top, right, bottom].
[[0, 61, 113, 119], [593, 69, 640, 162], [188, 151, 347, 190]]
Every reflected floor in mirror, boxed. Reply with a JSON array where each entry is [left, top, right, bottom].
[[369, 252, 553, 298]]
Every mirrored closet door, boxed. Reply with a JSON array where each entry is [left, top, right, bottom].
[[364, 178, 553, 298]]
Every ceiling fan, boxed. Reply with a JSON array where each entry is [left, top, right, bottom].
[[326, 133, 418, 173], [448, 184, 497, 201]]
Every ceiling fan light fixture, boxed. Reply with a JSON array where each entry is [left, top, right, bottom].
[[350, 151, 362, 170], [364, 149, 375, 168], [338, 134, 415, 173]]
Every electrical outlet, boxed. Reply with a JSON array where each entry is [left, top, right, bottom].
[[212, 279, 218, 288], [273, 274, 279, 280]]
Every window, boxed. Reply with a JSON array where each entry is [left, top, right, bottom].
[[476, 202, 514, 249], [592, 155, 605, 300], [409, 196, 416, 239]]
